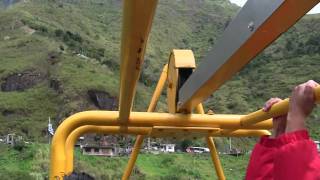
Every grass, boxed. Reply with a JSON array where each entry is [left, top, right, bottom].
[[0, 0, 320, 178], [0, 143, 250, 180]]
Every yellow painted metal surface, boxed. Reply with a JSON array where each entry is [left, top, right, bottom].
[[122, 66, 168, 180], [172, 49, 196, 68], [195, 103, 205, 114], [196, 103, 225, 180], [167, 50, 196, 113], [148, 64, 168, 112], [50, 111, 272, 179], [149, 127, 270, 138], [178, 0, 320, 112], [207, 137, 226, 180], [119, 0, 158, 122], [315, 86, 320, 102], [49, 64, 320, 180], [122, 135, 144, 180], [167, 52, 179, 113], [240, 98, 289, 126]]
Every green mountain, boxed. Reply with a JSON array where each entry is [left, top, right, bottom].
[[1, 0, 320, 179], [1, 0, 320, 146], [0, 0, 238, 141]]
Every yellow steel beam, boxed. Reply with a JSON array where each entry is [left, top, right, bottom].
[[122, 65, 168, 180], [195, 103, 205, 114], [119, 0, 158, 122], [167, 50, 196, 113], [122, 135, 144, 180], [149, 127, 270, 138], [64, 126, 268, 176], [241, 86, 320, 126], [196, 103, 225, 180], [50, 111, 272, 179], [122, 64, 168, 178], [65, 126, 151, 175], [148, 64, 168, 112], [178, 0, 320, 112], [207, 137, 226, 180], [216, 129, 270, 137]]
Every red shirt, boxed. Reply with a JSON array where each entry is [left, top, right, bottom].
[[246, 130, 320, 180]]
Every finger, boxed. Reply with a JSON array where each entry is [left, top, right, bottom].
[[306, 80, 319, 88], [263, 98, 273, 112], [263, 98, 282, 112], [305, 85, 316, 101]]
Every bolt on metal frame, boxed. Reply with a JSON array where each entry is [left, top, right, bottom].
[[49, 0, 320, 179]]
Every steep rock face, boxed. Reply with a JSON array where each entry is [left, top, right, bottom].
[[87, 90, 118, 110], [1, 70, 46, 92]]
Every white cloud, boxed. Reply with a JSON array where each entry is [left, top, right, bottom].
[[229, 0, 320, 14]]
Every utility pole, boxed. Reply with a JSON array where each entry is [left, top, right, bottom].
[[229, 137, 232, 152]]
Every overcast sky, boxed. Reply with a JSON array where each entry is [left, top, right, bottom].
[[229, 0, 320, 14]]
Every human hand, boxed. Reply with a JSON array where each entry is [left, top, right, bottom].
[[286, 80, 319, 133], [263, 98, 287, 138]]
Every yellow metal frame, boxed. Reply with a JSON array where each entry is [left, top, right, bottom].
[[49, 56, 320, 179], [49, 1, 320, 179], [119, 0, 158, 122], [167, 50, 196, 113]]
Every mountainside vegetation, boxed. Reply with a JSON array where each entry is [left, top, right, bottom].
[[0, 143, 250, 180], [1, 0, 320, 179]]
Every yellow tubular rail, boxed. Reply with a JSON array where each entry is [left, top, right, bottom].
[[65, 126, 151, 175], [207, 137, 226, 180], [49, 111, 273, 179], [122, 135, 144, 180], [50, 112, 273, 177], [196, 104, 225, 180], [241, 86, 320, 126], [147, 64, 168, 112], [119, 0, 158, 122], [122, 64, 168, 179]]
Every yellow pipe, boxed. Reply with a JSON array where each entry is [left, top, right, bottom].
[[122, 64, 168, 179], [207, 137, 226, 180], [195, 103, 205, 114], [122, 135, 144, 180], [119, 0, 158, 122], [213, 129, 270, 137], [196, 104, 225, 180], [149, 128, 270, 138], [241, 86, 320, 127], [148, 64, 168, 112], [65, 126, 151, 175], [50, 111, 272, 179], [240, 98, 289, 126]]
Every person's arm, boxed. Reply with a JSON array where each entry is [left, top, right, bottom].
[[274, 80, 320, 179], [246, 98, 286, 180], [274, 130, 320, 180], [246, 137, 277, 180]]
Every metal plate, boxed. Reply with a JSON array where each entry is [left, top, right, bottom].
[[178, 0, 286, 111]]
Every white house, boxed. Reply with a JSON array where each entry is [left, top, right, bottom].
[[159, 144, 175, 153]]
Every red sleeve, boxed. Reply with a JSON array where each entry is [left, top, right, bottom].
[[274, 130, 320, 180], [246, 136, 277, 180]]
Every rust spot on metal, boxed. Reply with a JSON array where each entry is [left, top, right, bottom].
[[137, 48, 142, 54], [135, 57, 141, 70]]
